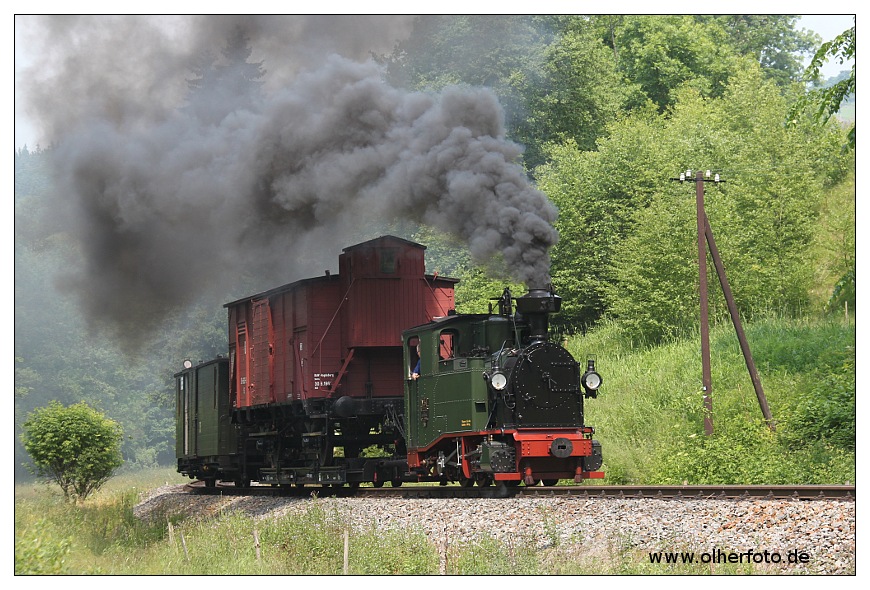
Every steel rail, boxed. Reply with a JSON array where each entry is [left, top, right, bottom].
[[185, 481, 854, 501]]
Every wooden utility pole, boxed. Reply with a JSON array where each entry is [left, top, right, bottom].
[[674, 169, 774, 434], [694, 170, 714, 435]]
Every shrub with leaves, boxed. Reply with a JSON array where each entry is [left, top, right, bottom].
[[14, 519, 71, 575], [784, 346, 855, 451], [22, 401, 123, 503]]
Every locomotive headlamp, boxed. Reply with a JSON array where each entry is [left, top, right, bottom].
[[581, 359, 601, 394], [582, 370, 601, 391], [490, 371, 508, 391], [183, 359, 193, 369]]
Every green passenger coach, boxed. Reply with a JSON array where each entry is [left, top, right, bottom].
[[175, 357, 240, 487]]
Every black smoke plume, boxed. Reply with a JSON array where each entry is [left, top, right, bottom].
[[17, 16, 558, 345]]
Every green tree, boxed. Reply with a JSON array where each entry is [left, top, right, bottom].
[[540, 59, 840, 342], [536, 104, 670, 332], [592, 15, 818, 109], [607, 61, 830, 342], [609, 188, 699, 343], [602, 15, 736, 110], [515, 22, 635, 168], [706, 15, 819, 87], [789, 20, 855, 149], [22, 401, 123, 502]]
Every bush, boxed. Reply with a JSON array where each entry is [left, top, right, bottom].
[[14, 519, 71, 575], [22, 401, 123, 503], [784, 346, 855, 451]]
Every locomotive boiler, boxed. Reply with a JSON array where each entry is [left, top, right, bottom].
[[175, 235, 603, 488]]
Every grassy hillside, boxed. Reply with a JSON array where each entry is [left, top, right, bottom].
[[569, 315, 855, 485]]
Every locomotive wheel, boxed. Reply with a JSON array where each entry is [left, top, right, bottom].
[[204, 478, 217, 488], [459, 476, 474, 488], [525, 479, 541, 486], [390, 479, 403, 487], [372, 481, 384, 488], [476, 475, 493, 487], [235, 478, 250, 488], [542, 479, 559, 487]]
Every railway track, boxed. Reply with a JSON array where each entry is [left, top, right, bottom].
[[186, 481, 854, 501]]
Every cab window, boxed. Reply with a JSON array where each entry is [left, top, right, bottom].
[[407, 336, 421, 377], [439, 331, 455, 360]]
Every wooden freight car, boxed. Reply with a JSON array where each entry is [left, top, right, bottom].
[[225, 235, 456, 411], [176, 236, 458, 486]]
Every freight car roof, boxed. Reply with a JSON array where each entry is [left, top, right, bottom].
[[223, 272, 459, 308], [222, 273, 339, 308], [223, 235, 458, 308], [341, 234, 426, 252]]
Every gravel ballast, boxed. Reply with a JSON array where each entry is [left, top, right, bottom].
[[134, 485, 855, 574]]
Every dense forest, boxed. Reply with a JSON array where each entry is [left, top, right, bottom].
[[14, 15, 855, 480]]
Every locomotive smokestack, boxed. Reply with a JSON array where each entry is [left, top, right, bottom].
[[515, 287, 561, 343]]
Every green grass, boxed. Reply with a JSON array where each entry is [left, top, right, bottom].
[[570, 314, 855, 485], [16, 468, 802, 575]]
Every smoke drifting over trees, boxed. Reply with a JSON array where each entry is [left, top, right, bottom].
[[16, 15, 558, 344]]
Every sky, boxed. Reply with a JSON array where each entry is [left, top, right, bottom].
[[12, 12, 857, 152], [797, 14, 856, 78]]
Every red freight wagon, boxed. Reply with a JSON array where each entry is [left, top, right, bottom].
[[225, 236, 457, 410]]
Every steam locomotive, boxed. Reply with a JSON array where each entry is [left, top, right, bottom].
[[175, 236, 603, 488]]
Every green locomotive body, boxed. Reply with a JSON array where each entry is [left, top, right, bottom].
[[403, 289, 603, 487]]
